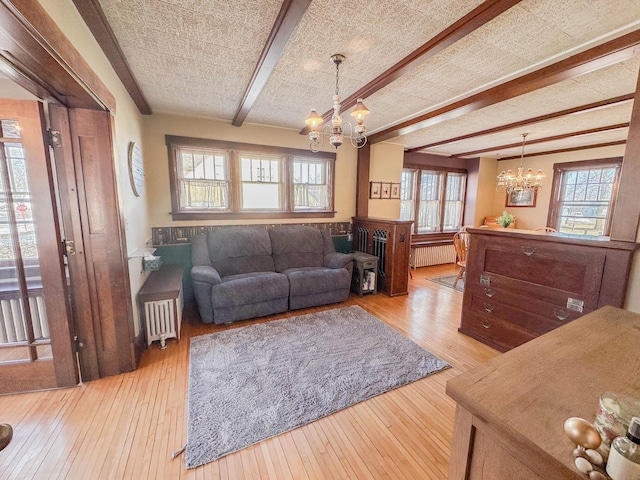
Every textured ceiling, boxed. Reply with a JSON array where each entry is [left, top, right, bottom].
[[95, 0, 640, 158]]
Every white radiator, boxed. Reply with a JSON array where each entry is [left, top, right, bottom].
[[412, 244, 456, 267], [143, 289, 183, 346], [0, 295, 49, 344]]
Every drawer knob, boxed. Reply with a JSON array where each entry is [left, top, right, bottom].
[[522, 246, 536, 256], [484, 288, 495, 297], [482, 320, 492, 329], [554, 309, 569, 321], [483, 304, 494, 313]]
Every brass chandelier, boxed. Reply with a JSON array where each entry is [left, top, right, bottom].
[[305, 54, 371, 153], [496, 134, 544, 195]]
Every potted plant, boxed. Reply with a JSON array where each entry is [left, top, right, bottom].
[[496, 210, 515, 228]]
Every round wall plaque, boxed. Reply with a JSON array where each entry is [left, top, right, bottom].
[[128, 141, 144, 197]]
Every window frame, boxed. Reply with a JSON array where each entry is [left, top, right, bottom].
[[402, 163, 467, 239], [547, 157, 622, 237], [167, 135, 336, 220]]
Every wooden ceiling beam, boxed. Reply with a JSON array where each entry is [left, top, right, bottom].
[[370, 29, 640, 144], [72, 0, 151, 114], [451, 123, 629, 158], [299, 0, 522, 135], [499, 140, 626, 161], [405, 94, 635, 153], [232, 0, 311, 127]]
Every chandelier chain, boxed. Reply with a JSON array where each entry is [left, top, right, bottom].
[[335, 60, 340, 96]]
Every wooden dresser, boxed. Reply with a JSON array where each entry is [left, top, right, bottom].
[[460, 228, 637, 352], [447, 306, 640, 480], [351, 217, 413, 296]]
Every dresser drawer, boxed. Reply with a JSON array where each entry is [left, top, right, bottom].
[[471, 235, 605, 310], [460, 311, 535, 352], [468, 283, 585, 334]]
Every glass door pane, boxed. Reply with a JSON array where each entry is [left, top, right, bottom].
[[0, 120, 51, 363]]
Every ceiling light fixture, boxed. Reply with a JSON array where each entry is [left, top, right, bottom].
[[496, 133, 544, 195], [305, 54, 371, 153]]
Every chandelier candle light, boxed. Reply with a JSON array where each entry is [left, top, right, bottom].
[[496, 133, 544, 196], [305, 54, 371, 153]]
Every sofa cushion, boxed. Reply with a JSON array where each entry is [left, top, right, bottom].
[[283, 267, 351, 296], [269, 226, 324, 272], [208, 227, 275, 277], [211, 272, 289, 308]]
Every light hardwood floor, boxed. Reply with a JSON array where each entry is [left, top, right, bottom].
[[0, 264, 499, 479]]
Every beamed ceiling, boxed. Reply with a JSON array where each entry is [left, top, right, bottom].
[[77, 0, 640, 159]]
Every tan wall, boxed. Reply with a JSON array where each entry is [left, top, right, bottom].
[[143, 113, 358, 226], [490, 144, 625, 230], [368, 142, 404, 219], [471, 157, 499, 227], [40, 0, 149, 334]]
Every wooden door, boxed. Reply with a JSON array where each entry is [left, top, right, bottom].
[[0, 99, 78, 393], [64, 108, 138, 378]]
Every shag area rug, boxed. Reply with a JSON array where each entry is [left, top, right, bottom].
[[183, 305, 450, 469], [429, 274, 465, 292]]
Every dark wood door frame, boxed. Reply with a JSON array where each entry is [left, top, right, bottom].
[[1, 0, 138, 380]]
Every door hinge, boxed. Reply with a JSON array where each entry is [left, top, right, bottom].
[[48, 129, 62, 147], [73, 335, 86, 351], [63, 239, 76, 256]]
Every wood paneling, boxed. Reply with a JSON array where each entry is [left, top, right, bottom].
[[406, 94, 635, 153], [232, 0, 312, 126], [72, 0, 151, 115], [300, 0, 523, 135], [49, 104, 101, 380], [451, 123, 629, 158], [460, 228, 637, 351], [612, 65, 640, 241], [370, 30, 640, 144], [0, 265, 502, 479], [355, 144, 370, 218], [352, 217, 413, 296], [68, 108, 136, 378], [0, 0, 115, 112]]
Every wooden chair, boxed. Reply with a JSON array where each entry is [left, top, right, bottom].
[[534, 226, 557, 232], [452, 231, 470, 288]]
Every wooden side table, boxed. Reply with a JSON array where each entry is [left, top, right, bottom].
[[351, 251, 378, 297], [138, 264, 184, 348]]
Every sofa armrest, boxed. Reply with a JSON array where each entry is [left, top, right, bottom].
[[191, 265, 222, 285], [324, 252, 353, 269]]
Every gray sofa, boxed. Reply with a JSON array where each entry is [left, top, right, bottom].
[[191, 225, 354, 324]]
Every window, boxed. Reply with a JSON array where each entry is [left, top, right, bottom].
[[548, 158, 621, 237], [293, 158, 330, 210], [399, 170, 415, 221], [177, 148, 229, 210], [167, 136, 335, 220], [239, 153, 282, 210], [401, 166, 466, 234]]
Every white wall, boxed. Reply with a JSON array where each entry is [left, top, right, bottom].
[[143, 113, 358, 226], [39, 0, 150, 335]]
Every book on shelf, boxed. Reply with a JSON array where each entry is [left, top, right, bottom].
[[362, 271, 376, 291]]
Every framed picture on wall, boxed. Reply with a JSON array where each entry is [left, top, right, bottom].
[[391, 183, 401, 199], [369, 182, 382, 199], [505, 189, 537, 207], [381, 182, 392, 199]]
